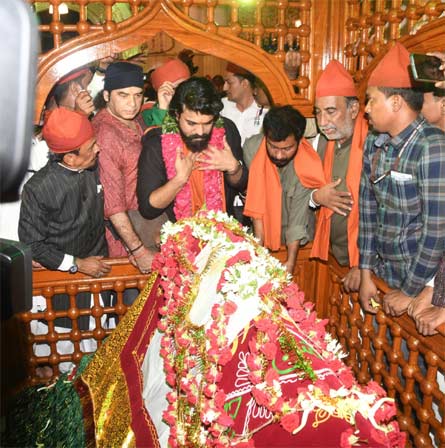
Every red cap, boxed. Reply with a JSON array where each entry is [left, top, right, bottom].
[[151, 59, 190, 91], [315, 60, 357, 98], [43, 107, 94, 153], [368, 42, 413, 88], [58, 67, 91, 85]]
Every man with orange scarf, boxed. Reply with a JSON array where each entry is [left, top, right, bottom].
[[310, 60, 368, 292], [244, 106, 318, 275]]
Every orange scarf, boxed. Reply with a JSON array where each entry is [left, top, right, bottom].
[[310, 112, 368, 266], [185, 146, 227, 215], [244, 137, 325, 251]]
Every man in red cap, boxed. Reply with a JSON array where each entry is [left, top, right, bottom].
[[359, 43, 445, 316], [46, 66, 95, 116], [310, 60, 369, 292], [19, 107, 110, 371], [93, 61, 155, 276], [141, 59, 190, 127]]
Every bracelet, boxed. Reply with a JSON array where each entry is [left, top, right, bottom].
[[129, 243, 144, 255], [310, 189, 320, 208], [227, 160, 243, 176]]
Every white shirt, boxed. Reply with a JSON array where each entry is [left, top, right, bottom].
[[0, 137, 49, 241], [221, 97, 267, 145]]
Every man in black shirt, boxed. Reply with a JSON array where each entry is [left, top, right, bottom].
[[19, 107, 110, 336], [137, 77, 248, 222]]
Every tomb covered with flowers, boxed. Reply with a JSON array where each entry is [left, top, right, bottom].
[[144, 210, 405, 447], [5, 210, 405, 448]]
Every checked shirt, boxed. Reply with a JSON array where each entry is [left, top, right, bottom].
[[359, 116, 445, 297]]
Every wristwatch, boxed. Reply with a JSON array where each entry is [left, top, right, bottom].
[[69, 258, 78, 274]]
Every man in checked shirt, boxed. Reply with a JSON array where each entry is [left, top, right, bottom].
[[359, 43, 445, 315]]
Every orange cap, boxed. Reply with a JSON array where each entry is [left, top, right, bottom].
[[151, 59, 190, 91], [43, 107, 94, 153], [368, 42, 413, 88], [315, 60, 357, 98]]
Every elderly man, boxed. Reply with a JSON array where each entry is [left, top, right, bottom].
[[137, 77, 248, 222], [310, 60, 369, 292], [19, 108, 110, 334], [93, 62, 155, 274], [243, 106, 316, 275], [359, 43, 445, 316]]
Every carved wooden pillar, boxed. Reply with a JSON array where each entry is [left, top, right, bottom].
[[311, 0, 349, 97]]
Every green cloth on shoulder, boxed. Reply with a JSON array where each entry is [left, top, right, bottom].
[[141, 104, 168, 127]]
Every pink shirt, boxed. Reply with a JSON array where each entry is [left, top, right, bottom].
[[93, 109, 144, 256]]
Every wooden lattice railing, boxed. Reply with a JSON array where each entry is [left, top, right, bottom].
[[7, 246, 444, 446], [321, 255, 445, 448], [344, 0, 445, 79]]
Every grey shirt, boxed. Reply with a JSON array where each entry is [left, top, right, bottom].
[[244, 133, 315, 246], [317, 135, 352, 266]]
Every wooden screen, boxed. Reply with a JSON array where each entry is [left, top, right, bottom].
[[344, 0, 445, 80]]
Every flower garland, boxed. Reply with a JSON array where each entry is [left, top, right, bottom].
[[161, 113, 226, 220], [152, 210, 406, 448]]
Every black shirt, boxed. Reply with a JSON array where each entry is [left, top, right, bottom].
[[137, 117, 248, 221], [19, 161, 107, 269]]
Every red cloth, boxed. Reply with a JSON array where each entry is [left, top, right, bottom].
[[368, 42, 413, 88], [151, 59, 190, 90], [311, 113, 368, 266], [316, 60, 357, 98], [120, 276, 164, 447], [244, 138, 325, 251], [93, 109, 144, 257], [43, 107, 94, 153]]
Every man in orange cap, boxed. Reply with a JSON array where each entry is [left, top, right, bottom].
[[359, 42, 445, 317], [141, 59, 190, 127], [310, 60, 369, 292], [19, 107, 108, 278], [19, 107, 110, 373]]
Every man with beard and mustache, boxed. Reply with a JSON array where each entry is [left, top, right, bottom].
[[310, 60, 368, 292], [137, 77, 248, 223], [93, 62, 156, 275], [243, 106, 315, 275]]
